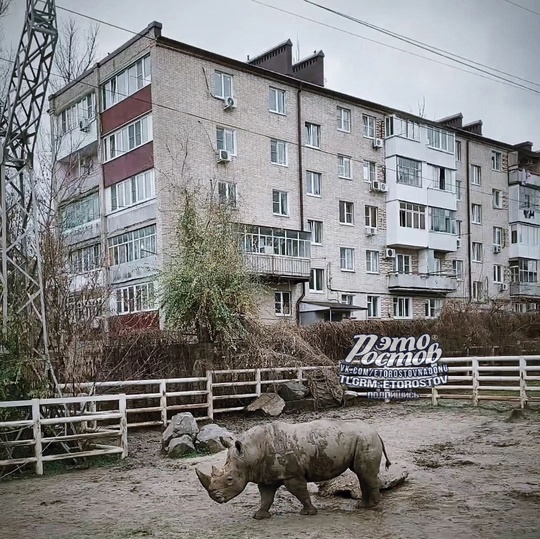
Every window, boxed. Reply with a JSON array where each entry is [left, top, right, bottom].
[[241, 225, 310, 258], [110, 169, 155, 212], [309, 268, 324, 292], [399, 202, 426, 229], [472, 281, 484, 302], [453, 260, 463, 280], [218, 181, 237, 207], [367, 296, 380, 318], [338, 155, 352, 178], [217, 127, 236, 155], [472, 242, 483, 262], [493, 265, 503, 284], [68, 294, 103, 323], [341, 294, 354, 305], [510, 259, 538, 283], [397, 156, 422, 187], [270, 139, 288, 165], [456, 179, 462, 201], [433, 166, 451, 191], [471, 165, 481, 185], [103, 115, 152, 162], [471, 204, 482, 224], [102, 55, 151, 110], [69, 243, 101, 274], [59, 92, 96, 134], [272, 190, 289, 216], [274, 292, 291, 316], [365, 205, 378, 228], [493, 226, 503, 248], [395, 254, 411, 274], [431, 207, 456, 234], [492, 150, 502, 171], [425, 299, 442, 318], [108, 224, 156, 265], [427, 126, 455, 153], [306, 171, 321, 196], [362, 114, 376, 138], [213, 71, 233, 99], [337, 107, 351, 132], [456, 220, 462, 238], [269, 87, 285, 114], [455, 140, 462, 161], [511, 226, 518, 244], [340, 247, 355, 271], [61, 191, 100, 230], [393, 297, 411, 319], [115, 281, 156, 314], [385, 116, 420, 140], [366, 250, 379, 273], [512, 224, 540, 246], [307, 219, 323, 245], [363, 161, 376, 183], [492, 189, 502, 209], [339, 200, 354, 224], [305, 122, 321, 148]]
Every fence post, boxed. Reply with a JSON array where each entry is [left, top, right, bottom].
[[471, 357, 479, 406], [297, 368, 303, 383], [255, 369, 262, 397], [431, 387, 439, 406], [160, 380, 168, 427], [519, 356, 527, 409], [32, 399, 43, 476], [119, 394, 128, 459], [206, 371, 214, 420]]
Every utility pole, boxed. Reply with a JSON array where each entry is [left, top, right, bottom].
[[0, 1, 58, 387]]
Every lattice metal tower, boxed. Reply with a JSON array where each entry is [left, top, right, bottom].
[[0, 1, 58, 371]]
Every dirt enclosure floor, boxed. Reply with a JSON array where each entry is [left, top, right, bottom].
[[1, 401, 540, 539]]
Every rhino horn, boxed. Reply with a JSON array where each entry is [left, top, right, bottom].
[[195, 468, 211, 491], [212, 465, 223, 476]]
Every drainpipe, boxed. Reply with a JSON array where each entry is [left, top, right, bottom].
[[295, 85, 305, 326], [466, 139, 472, 302]]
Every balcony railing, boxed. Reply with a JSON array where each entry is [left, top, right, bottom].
[[510, 282, 540, 297], [243, 253, 311, 281], [387, 272, 457, 293]]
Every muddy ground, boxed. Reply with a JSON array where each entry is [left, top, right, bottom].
[[1, 401, 539, 539]]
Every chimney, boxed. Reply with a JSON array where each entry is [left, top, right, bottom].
[[292, 51, 325, 87], [462, 120, 483, 136], [437, 113, 463, 129], [247, 39, 293, 76], [514, 141, 534, 152]]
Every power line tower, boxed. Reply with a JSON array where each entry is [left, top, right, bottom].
[[0, 1, 58, 384]]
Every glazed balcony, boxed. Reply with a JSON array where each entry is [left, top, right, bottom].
[[510, 282, 540, 297]]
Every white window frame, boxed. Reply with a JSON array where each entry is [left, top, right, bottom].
[[339, 200, 354, 225], [471, 165, 482, 186], [395, 254, 411, 274], [338, 155, 352, 179], [399, 202, 426, 229], [456, 179, 462, 201], [367, 295, 380, 318], [307, 219, 323, 245], [492, 150, 502, 171], [213, 71, 233, 100], [309, 268, 324, 292], [59, 92, 96, 134], [304, 122, 321, 148], [455, 140, 462, 161], [340, 247, 355, 272], [362, 114, 376, 138], [427, 126, 455, 153], [269, 87, 285, 114], [69, 243, 101, 274], [453, 260, 464, 280], [363, 161, 376, 183], [102, 115, 153, 162], [493, 226, 503, 248], [397, 156, 422, 187], [472, 281, 484, 302], [492, 189, 503, 209], [337, 106, 351, 132], [306, 171, 321, 197], [341, 294, 354, 305], [218, 181, 238, 208], [272, 189, 289, 216], [472, 242, 483, 262], [393, 297, 412, 319], [365, 205, 378, 228], [270, 139, 288, 166], [216, 126, 237, 155], [471, 203, 482, 224], [274, 291, 291, 316], [366, 250, 379, 274], [108, 224, 157, 266], [114, 281, 156, 315], [109, 169, 155, 213], [425, 298, 442, 318], [61, 191, 100, 231], [493, 265, 503, 284]]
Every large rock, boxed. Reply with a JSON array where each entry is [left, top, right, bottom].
[[277, 381, 310, 402], [246, 393, 285, 417], [162, 412, 199, 450], [167, 435, 196, 458], [195, 424, 235, 454]]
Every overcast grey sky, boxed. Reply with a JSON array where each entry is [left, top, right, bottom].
[[3, 0, 539, 146]]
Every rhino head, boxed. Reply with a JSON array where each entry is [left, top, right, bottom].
[[195, 439, 248, 504]]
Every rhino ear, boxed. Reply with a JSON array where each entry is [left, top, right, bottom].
[[222, 437, 234, 449], [235, 440, 244, 456], [195, 468, 211, 491]]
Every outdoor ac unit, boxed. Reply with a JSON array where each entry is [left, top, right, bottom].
[[217, 149, 232, 163], [379, 182, 388, 192], [384, 248, 396, 258], [371, 180, 380, 191], [223, 96, 237, 110], [500, 283, 509, 292], [372, 138, 383, 149], [365, 226, 377, 236], [79, 118, 90, 132], [493, 245, 501, 254]]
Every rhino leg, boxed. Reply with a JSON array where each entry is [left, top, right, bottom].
[[283, 478, 318, 516], [253, 484, 279, 520]]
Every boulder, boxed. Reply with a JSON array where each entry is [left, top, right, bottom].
[[246, 393, 285, 417], [195, 424, 235, 454], [277, 381, 310, 402], [162, 412, 199, 450], [167, 435, 196, 458]]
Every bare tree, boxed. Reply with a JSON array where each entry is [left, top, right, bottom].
[[50, 17, 99, 91], [0, 0, 10, 19]]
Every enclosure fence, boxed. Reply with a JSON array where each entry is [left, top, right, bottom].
[[1, 356, 539, 476]]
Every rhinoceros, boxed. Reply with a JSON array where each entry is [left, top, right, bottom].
[[195, 418, 391, 519]]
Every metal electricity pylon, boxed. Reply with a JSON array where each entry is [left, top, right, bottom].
[[0, 1, 58, 382]]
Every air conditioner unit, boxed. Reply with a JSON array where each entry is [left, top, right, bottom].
[[370, 180, 380, 191], [379, 182, 388, 192], [372, 138, 383, 149], [456, 238, 461, 248], [223, 96, 237, 110], [493, 245, 501, 254], [79, 118, 90, 132], [217, 149, 232, 163], [500, 283, 509, 292], [384, 248, 396, 258], [365, 226, 377, 236]]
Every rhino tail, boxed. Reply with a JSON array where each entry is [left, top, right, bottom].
[[378, 434, 391, 470]]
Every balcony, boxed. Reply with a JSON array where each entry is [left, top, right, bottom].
[[510, 282, 540, 297], [387, 272, 457, 293], [243, 253, 311, 281]]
